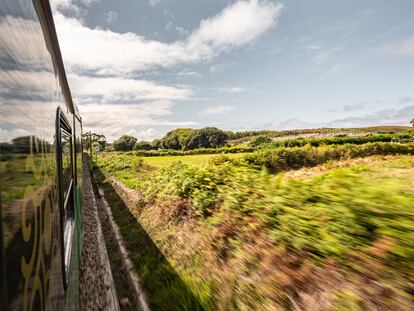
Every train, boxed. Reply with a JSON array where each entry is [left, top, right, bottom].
[[1, 0, 84, 309]]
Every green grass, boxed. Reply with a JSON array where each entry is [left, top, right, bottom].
[[143, 153, 246, 168]]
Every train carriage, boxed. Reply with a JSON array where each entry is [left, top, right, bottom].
[[0, 0, 84, 309]]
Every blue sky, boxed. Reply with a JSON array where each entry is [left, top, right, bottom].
[[51, 0, 414, 141]]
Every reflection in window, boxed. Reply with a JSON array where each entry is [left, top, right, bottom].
[[61, 129, 72, 200], [56, 109, 75, 287]]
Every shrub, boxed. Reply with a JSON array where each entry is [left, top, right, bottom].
[[132, 157, 145, 172], [134, 141, 154, 150], [248, 136, 272, 148]]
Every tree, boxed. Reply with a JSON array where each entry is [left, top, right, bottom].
[[152, 139, 161, 149], [113, 135, 137, 151], [134, 140, 154, 150], [411, 118, 414, 127], [182, 127, 228, 150], [160, 128, 194, 150], [82, 132, 106, 151]]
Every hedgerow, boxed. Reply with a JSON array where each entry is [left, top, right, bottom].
[[249, 134, 409, 148], [245, 142, 414, 173]]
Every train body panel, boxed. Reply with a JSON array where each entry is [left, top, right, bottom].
[[0, 0, 83, 310]]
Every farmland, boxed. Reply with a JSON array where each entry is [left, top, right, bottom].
[[93, 131, 414, 310]]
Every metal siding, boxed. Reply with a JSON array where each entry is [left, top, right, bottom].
[[0, 0, 79, 309]]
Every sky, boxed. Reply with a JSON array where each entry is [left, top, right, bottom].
[[51, 0, 414, 141]]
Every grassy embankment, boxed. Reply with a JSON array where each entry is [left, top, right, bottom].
[[95, 142, 414, 310]]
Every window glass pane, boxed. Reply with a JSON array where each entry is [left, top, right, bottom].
[[61, 129, 72, 199]]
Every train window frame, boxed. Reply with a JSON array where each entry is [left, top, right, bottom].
[[56, 107, 75, 289]]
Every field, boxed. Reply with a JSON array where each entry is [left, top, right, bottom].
[[94, 138, 414, 310], [113, 152, 246, 169]]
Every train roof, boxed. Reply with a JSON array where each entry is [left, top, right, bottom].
[[36, 0, 77, 116]]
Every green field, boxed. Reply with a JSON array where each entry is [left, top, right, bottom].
[[95, 140, 414, 310], [142, 153, 246, 168]]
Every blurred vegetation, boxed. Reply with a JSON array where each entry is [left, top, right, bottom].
[[96, 137, 414, 309]]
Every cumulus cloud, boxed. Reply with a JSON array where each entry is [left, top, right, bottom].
[[127, 128, 160, 141], [47, 0, 284, 137], [53, 0, 284, 74], [67, 73, 191, 102], [381, 36, 414, 56], [78, 102, 197, 140], [200, 105, 234, 115], [0, 16, 51, 69], [0, 70, 56, 97]]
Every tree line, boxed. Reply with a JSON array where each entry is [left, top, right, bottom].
[[92, 119, 414, 152], [112, 127, 229, 151]]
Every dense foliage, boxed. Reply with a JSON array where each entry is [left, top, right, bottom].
[[144, 156, 414, 271], [159, 128, 193, 150], [134, 140, 154, 150], [182, 127, 228, 150], [113, 135, 137, 151], [246, 142, 414, 172], [226, 125, 410, 141]]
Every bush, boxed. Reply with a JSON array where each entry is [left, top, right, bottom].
[[134, 141, 154, 150], [248, 136, 272, 148], [132, 157, 145, 172]]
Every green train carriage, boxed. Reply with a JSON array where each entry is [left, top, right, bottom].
[[0, 0, 84, 309]]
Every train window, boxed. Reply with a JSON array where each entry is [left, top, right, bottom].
[[56, 108, 75, 288]]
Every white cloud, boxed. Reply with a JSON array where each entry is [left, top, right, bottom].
[[260, 105, 414, 130], [104, 11, 118, 23], [0, 16, 50, 69], [78, 102, 197, 140], [128, 128, 160, 141], [188, 1, 283, 51], [381, 36, 414, 56], [0, 70, 56, 96], [216, 86, 246, 93], [47, 0, 283, 137], [200, 105, 234, 115], [0, 69, 190, 102], [67, 73, 191, 102], [177, 70, 202, 78], [53, 0, 284, 74]]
